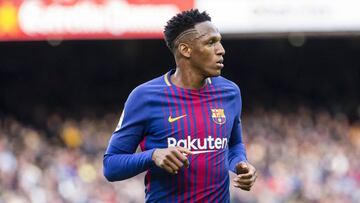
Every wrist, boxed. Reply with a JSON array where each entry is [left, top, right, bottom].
[[150, 148, 158, 162]]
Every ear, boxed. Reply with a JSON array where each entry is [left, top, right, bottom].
[[177, 43, 191, 58]]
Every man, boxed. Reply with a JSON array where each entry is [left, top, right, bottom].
[[103, 9, 257, 202]]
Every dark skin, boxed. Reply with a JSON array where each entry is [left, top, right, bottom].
[[152, 146, 192, 174], [172, 21, 225, 89], [234, 162, 257, 191], [152, 21, 257, 191]]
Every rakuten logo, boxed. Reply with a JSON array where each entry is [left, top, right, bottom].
[[168, 136, 228, 154]]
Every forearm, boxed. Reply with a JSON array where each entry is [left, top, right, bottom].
[[103, 149, 155, 181], [228, 142, 247, 173]]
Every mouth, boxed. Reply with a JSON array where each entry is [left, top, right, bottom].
[[216, 58, 224, 68]]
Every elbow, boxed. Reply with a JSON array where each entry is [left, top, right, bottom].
[[103, 155, 117, 182], [103, 169, 116, 182], [103, 168, 114, 182], [103, 154, 129, 182]]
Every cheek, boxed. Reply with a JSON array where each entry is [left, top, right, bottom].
[[195, 54, 212, 67], [197, 48, 214, 61], [190, 46, 215, 67]]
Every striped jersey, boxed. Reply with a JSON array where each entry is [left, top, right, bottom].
[[103, 69, 247, 203]]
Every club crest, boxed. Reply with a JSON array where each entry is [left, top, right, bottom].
[[211, 108, 226, 125]]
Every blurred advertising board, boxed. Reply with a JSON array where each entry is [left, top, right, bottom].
[[0, 0, 194, 41], [1, 0, 360, 41], [197, 0, 360, 35]]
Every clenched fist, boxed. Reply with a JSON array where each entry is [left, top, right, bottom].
[[233, 161, 257, 191], [152, 147, 192, 174]]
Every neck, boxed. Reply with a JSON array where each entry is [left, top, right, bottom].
[[170, 66, 207, 89]]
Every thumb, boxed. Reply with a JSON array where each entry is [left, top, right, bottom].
[[236, 162, 249, 174]]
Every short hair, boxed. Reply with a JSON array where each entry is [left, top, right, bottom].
[[164, 9, 211, 52]]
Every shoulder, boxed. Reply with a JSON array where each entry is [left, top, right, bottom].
[[210, 76, 241, 95]]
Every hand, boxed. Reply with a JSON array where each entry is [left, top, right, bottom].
[[152, 147, 192, 174], [233, 161, 257, 191]]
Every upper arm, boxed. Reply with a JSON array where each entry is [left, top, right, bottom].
[[105, 86, 148, 155], [227, 84, 247, 169], [229, 84, 243, 146]]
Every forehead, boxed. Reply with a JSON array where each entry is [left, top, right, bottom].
[[194, 21, 220, 39]]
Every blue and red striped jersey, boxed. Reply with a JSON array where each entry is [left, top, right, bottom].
[[103, 69, 247, 203]]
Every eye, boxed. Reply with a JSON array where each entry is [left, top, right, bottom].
[[208, 40, 215, 45]]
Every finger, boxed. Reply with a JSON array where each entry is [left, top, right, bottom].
[[234, 182, 254, 191], [239, 180, 255, 188], [162, 164, 177, 174], [173, 148, 191, 168], [240, 187, 251, 191], [237, 172, 255, 179], [233, 183, 252, 191], [234, 174, 257, 185], [236, 162, 249, 174], [167, 153, 184, 168], [176, 147, 193, 155], [251, 174, 258, 183], [164, 159, 180, 172], [234, 178, 253, 185]]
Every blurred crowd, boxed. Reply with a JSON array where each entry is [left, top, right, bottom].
[[1, 107, 360, 203]]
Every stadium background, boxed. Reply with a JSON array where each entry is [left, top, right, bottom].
[[1, 0, 360, 202]]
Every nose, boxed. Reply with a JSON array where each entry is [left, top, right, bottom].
[[216, 42, 225, 56]]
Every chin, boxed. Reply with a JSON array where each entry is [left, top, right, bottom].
[[212, 69, 222, 77], [207, 71, 221, 78], [203, 67, 222, 77]]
